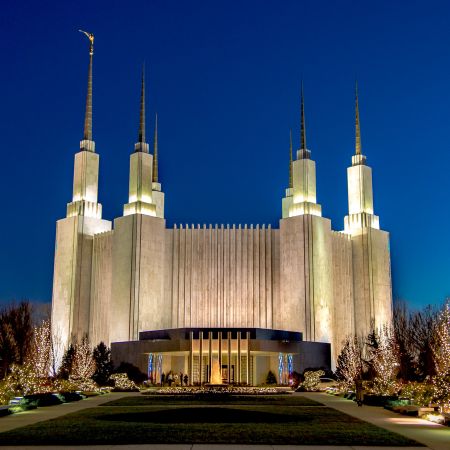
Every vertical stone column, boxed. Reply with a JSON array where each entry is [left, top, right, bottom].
[[110, 214, 167, 342], [199, 331, 203, 385], [227, 331, 232, 383], [189, 331, 193, 386], [237, 331, 241, 384], [218, 331, 222, 379], [278, 215, 334, 345], [208, 331, 213, 383], [246, 331, 251, 385]]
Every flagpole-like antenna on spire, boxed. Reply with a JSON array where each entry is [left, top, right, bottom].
[[289, 129, 293, 188], [138, 64, 146, 143], [300, 81, 306, 151], [79, 30, 94, 142], [153, 113, 158, 183], [355, 80, 362, 155]]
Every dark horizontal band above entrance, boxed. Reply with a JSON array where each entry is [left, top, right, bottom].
[[139, 327, 302, 342]]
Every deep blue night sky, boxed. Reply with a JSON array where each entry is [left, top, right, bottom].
[[0, 0, 449, 309]]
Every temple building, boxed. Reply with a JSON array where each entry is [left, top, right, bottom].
[[51, 37, 393, 385]]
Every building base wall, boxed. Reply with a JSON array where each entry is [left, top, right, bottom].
[[110, 327, 331, 385]]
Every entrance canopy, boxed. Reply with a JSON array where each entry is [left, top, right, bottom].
[[111, 327, 330, 385]]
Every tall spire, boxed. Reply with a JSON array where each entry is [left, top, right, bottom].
[[355, 81, 362, 155], [138, 65, 146, 143], [79, 30, 94, 142], [300, 81, 306, 151], [153, 113, 158, 183], [289, 129, 293, 188]]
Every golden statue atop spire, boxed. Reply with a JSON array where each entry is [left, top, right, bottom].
[[79, 30, 94, 55], [355, 81, 362, 155]]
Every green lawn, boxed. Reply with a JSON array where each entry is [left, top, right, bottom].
[[103, 393, 323, 407], [0, 394, 423, 446]]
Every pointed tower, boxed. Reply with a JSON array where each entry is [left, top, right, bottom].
[[281, 130, 294, 218], [344, 83, 392, 339], [111, 69, 168, 343], [278, 84, 333, 349], [67, 31, 102, 218], [282, 85, 322, 218], [344, 82, 379, 233], [151, 113, 165, 218], [123, 66, 157, 216], [51, 31, 112, 350]]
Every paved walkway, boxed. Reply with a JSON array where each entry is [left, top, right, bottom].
[[300, 392, 450, 450], [0, 446, 432, 450], [0, 392, 448, 449]]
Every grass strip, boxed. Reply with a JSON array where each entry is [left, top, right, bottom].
[[102, 394, 323, 407], [0, 404, 423, 446]]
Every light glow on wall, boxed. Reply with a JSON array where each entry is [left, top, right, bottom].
[[289, 202, 322, 218], [123, 201, 157, 217]]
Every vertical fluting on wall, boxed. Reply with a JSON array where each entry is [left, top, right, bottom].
[[166, 226, 279, 329], [331, 231, 354, 360]]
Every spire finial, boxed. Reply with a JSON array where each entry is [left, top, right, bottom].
[[355, 80, 362, 155], [300, 81, 307, 151], [289, 129, 293, 188], [153, 113, 158, 183], [138, 64, 146, 143], [79, 30, 94, 141]]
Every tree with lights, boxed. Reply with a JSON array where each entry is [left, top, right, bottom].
[[432, 300, 450, 412], [336, 336, 363, 389], [29, 319, 51, 378], [71, 335, 96, 380], [50, 326, 64, 377], [369, 324, 400, 395]]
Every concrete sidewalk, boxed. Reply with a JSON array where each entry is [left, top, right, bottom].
[[0, 446, 431, 450], [300, 392, 449, 450]]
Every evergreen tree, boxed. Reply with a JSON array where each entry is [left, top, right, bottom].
[[266, 370, 277, 385], [58, 344, 75, 379], [93, 342, 114, 385], [364, 323, 380, 380]]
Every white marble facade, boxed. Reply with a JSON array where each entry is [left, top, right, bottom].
[[51, 60, 393, 365]]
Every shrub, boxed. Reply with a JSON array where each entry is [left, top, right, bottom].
[[111, 373, 138, 391], [302, 370, 325, 391], [401, 381, 434, 407], [67, 376, 98, 392], [22, 393, 62, 407], [115, 362, 147, 384]]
